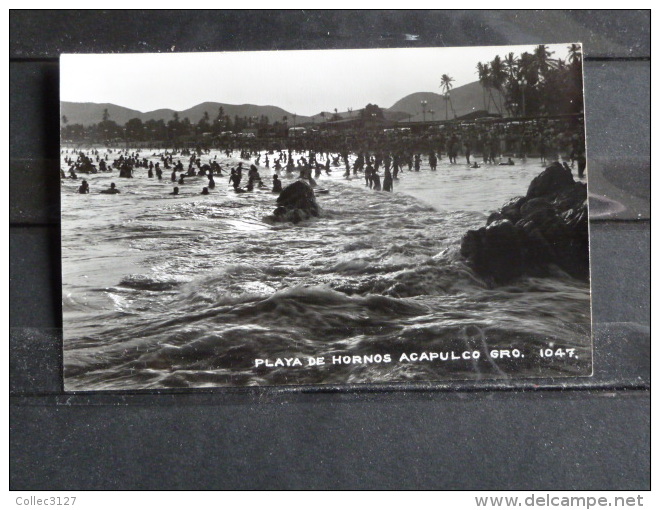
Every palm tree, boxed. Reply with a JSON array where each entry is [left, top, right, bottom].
[[533, 44, 556, 81], [513, 51, 538, 115], [440, 74, 454, 95], [517, 52, 537, 88], [502, 53, 519, 116], [485, 46, 584, 118], [440, 74, 455, 120], [503, 53, 518, 97], [476, 62, 490, 110], [489, 56, 507, 115], [503, 52, 517, 81], [567, 43, 582, 65]]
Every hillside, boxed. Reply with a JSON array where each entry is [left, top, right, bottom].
[[60, 81, 501, 127], [173, 102, 311, 125], [60, 102, 147, 127], [60, 101, 313, 126], [387, 81, 504, 122]]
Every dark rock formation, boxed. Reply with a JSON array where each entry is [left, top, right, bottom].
[[526, 163, 576, 199], [460, 162, 589, 284], [269, 180, 320, 224]]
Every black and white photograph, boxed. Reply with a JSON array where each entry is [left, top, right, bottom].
[[60, 44, 591, 391]]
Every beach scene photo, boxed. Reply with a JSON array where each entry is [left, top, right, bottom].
[[60, 45, 591, 391]]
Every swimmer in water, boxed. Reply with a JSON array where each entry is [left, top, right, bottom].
[[100, 182, 120, 194], [383, 167, 393, 192], [78, 180, 89, 194], [170, 186, 179, 195], [247, 164, 263, 189], [201, 187, 209, 195], [229, 168, 242, 191], [272, 174, 282, 193], [372, 171, 381, 191]]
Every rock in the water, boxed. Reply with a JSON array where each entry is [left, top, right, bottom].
[[526, 162, 575, 199], [500, 196, 526, 223], [460, 219, 525, 284], [460, 163, 589, 284], [268, 180, 320, 223], [520, 197, 555, 218]]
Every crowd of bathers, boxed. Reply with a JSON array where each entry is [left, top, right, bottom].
[[62, 117, 587, 197]]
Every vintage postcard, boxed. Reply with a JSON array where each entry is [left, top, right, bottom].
[[60, 44, 591, 390]]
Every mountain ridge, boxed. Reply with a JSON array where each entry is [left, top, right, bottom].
[[388, 81, 504, 122], [60, 80, 503, 126]]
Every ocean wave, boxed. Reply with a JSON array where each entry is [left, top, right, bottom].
[[118, 273, 189, 291], [62, 150, 592, 390]]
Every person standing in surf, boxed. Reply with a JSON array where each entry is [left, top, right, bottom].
[[372, 170, 382, 191], [383, 166, 393, 192], [365, 161, 374, 188], [392, 154, 400, 180], [272, 174, 282, 193], [429, 151, 437, 171], [229, 168, 242, 191]]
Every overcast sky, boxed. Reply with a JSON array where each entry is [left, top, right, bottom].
[[61, 44, 574, 116]]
